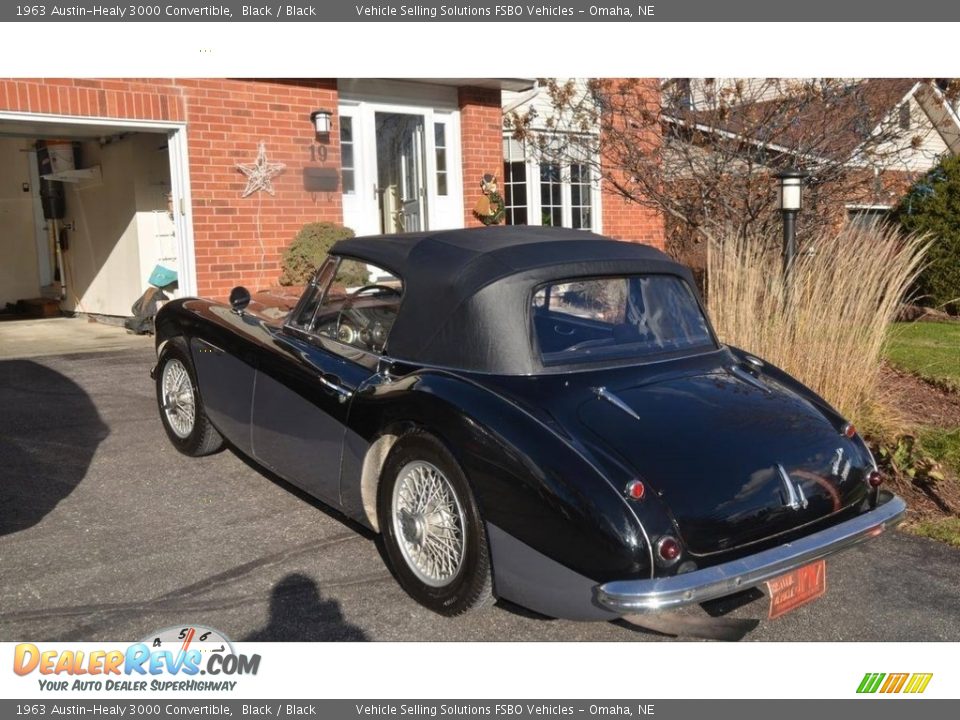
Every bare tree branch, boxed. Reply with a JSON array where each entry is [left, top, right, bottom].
[[508, 78, 929, 266]]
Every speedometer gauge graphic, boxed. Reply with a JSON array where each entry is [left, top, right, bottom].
[[140, 624, 234, 658]]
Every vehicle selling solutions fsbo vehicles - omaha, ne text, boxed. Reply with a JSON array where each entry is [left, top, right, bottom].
[[152, 226, 905, 620]]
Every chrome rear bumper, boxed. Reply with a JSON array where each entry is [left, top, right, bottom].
[[595, 493, 906, 614]]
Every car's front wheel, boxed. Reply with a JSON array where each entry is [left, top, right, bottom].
[[155, 339, 223, 457], [378, 431, 493, 616]]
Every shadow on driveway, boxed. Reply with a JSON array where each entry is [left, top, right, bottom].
[[0, 359, 108, 535], [244, 573, 368, 641]]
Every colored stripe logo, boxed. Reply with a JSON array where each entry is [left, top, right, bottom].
[[857, 672, 933, 694]]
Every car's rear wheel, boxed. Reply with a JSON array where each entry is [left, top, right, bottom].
[[155, 339, 223, 457], [378, 431, 493, 615]]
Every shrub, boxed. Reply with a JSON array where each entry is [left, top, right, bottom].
[[279, 222, 356, 286], [895, 155, 960, 314], [706, 221, 928, 419]]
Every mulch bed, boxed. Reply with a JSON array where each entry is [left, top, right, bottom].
[[878, 363, 960, 520], [880, 364, 960, 429]]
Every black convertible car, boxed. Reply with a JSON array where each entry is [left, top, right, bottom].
[[153, 226, 905, 621]]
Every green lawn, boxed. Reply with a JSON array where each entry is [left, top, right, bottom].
[[918, 427, 960, 469], [885, 321, 960, 391], [884, 321, 960, 546], [912, 517, 960, 548]]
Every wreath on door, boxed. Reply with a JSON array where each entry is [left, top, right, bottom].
[[472, 173, 505, 225]]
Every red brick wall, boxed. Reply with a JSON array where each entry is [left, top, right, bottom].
[[458, 86, 503, 227], [598, 78, 665, 250], [178, 79, 341, 300], [601, 192, 664, 249], [0, 77, 342, 300], [0, 78, 187, 122]]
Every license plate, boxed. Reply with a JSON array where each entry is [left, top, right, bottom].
[[766, 559, 827, 619]]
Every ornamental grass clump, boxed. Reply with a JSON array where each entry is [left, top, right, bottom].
[[706, 221, 928, 420]]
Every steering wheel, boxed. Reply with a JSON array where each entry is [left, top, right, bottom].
[[350, 284, 401, 298]]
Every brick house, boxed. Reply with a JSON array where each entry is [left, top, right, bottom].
[[0, 78, 663, 318], [664, 78, 960, 229]]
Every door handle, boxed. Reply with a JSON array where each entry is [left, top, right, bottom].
[[318, 374, 353, 403], [554, 325, 575, 336]]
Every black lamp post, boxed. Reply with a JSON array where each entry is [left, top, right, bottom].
[[775, 166, 808, 279]]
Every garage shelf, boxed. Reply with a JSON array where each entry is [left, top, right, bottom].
[[41, 166, 102, 184]]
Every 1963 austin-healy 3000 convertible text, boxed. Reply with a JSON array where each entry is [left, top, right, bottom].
[[153, 226, 905, 623]]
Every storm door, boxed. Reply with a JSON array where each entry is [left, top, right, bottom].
[[375, 112, 427, 233]]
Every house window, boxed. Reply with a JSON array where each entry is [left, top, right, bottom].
[[503, 138, 528, 225], [847, 206, 891, 228], [435, 123, 448, 196], [540, 163, 563, 227], [570, 163, 592, 230], [502, 136, 597, 231], [340, 117, 355, 194], [899, 102, 911, 131]]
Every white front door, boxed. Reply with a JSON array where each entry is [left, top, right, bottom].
[[375, 111, 427, 234], [339, 89, 463, 237]]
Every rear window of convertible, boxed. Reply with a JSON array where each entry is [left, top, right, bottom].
[[532, 275, 715, 365]]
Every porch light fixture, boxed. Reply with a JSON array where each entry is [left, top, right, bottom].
[[775, 166, 809, 279], [310, 109, 332, 136]]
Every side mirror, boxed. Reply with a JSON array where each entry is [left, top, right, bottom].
[[229, 286, 251, 315]]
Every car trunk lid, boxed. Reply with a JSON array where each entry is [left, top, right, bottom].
[[576, 366, 872, 555]]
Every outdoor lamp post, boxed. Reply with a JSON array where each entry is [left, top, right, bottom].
[[775, 166, 808, 278]]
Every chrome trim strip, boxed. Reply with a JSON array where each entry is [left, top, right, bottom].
[[595, 494, 906, 614], [317, 375, 354, 403], [384, 347, 729, 378], [728, 364, 771, 394], [777, 463, 806, 510], [594, 386, 641, 421], [795, 479, 808, 509]]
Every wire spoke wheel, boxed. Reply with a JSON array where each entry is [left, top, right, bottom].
[[161, 358, 196, 439], [391, 460, 466, 587]]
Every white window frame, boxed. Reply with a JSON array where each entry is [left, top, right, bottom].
[[503, 134, 602, 233]]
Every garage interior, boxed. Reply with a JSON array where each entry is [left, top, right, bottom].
[[0, 120, 181, 324]]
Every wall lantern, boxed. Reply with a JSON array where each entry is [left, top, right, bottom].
[[310, 109, 333, 136]]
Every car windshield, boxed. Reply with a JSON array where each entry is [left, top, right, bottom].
[[532, 275, 715, 365]]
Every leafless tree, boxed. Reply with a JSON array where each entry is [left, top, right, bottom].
[[506, 78, 936, 266]]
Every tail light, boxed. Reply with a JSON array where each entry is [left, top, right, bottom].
[[625, 479, 646, 500], [656, 536, 682, 564], [867, 470, 883, 488]]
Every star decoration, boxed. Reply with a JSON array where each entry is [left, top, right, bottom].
[[236, 142, 285, 197]]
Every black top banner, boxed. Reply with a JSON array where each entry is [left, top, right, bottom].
[[3, 0, 957, 22]]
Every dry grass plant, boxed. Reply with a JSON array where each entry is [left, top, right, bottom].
[[706, 221, 928, 420]]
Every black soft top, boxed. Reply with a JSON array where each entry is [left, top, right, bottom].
[[331, 226, 697, 374]]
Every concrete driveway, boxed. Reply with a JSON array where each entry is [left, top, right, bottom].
[[1, 345, 958, 642]]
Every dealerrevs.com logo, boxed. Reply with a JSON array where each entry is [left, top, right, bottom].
[[13, 625, 260, 692], [857, 673, 933, 694]]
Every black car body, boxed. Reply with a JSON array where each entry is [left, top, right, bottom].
[[152, 226, 905, 620]]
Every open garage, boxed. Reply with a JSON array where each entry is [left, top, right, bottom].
[[0, 114, 194, 322]]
